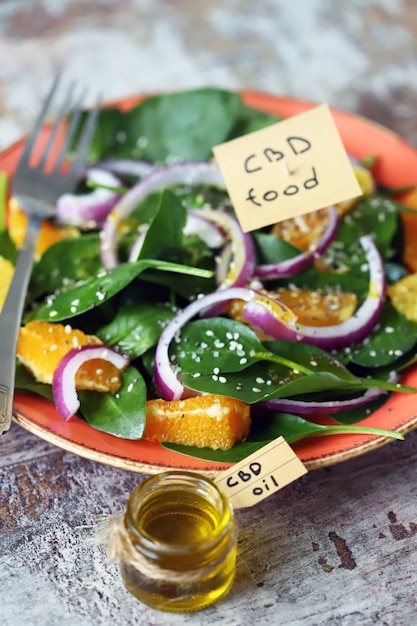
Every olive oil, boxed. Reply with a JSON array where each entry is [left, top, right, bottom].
[[120, 471, 237, 612]]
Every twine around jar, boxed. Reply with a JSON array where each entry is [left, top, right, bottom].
[[95, 514, 237, 585]]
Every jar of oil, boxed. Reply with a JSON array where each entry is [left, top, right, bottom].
[[119, 470, 237, 612]]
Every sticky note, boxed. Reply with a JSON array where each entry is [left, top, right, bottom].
[[215, 437, 307, 508], [212, 103, 362, 232]]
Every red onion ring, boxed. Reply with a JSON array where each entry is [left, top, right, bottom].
[[258, 385, 388, 415], [100, 161, 225, 269], [127, 226, 149, 262], [191, 208, 255, 290], [52, 345, 129, 420], [253, 205, 339, 280], [242, 235, 386, 350], [96, 158, 155, 179], [56, 167, 122, 229], [184, 211, 226, 249]]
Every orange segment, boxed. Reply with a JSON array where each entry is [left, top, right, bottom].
[[270, 207, 331, 252], [387, 273, 417, 323], [269, 287, 358, 326], [17, 320, 122, 391], [144, 394, 251, 450], [0, 256, 14, 312], [226, 288, 357, 330], [336, 164, 374, 216], [401, 189, 417, 272], [8, 196, 78, 259]]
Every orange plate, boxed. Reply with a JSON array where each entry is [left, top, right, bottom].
[[8, 91, 417, 475]]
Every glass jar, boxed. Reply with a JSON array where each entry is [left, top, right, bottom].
[[119, 470, 237, 612]]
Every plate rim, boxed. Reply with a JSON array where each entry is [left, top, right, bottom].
[[8, 89, 417, 474]]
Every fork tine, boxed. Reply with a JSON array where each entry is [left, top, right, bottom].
[[69, 95, 101, 180], [18, 75, 61, 167], [37, 80, 77, 172], [52, 85, 89, 175]]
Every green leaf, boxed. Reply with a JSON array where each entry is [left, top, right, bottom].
[[335, 194, 399, 257], [14, 363, 53, 401], [345, 301, 417, 368], [98, 301, 176, 358], [86, 88, 245, 162], [173, 317, 265, 375], [163, 412, 403, 463], [138, 190, 186, 260], [30, 233, 102, 298], [0, 228, 18, 263], [253, 232, 300, 264], [79, 365, 146, 439], [28, 259, 212, 322]]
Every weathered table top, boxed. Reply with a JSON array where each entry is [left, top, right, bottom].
[[2, 2, 417, 624]]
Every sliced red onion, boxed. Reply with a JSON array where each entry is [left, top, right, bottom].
[[184, 211, 226, 249], [191, 208, 256, 290], [127, 225, 149, 262], [52, 345, 129, 421], [56, 167, 122, 229], [100, 161, 225, 269], [96, 158, 155, 179], [243, 235, 386, 350], [253, 205, 338, 280], [258, 385, 388, 415], [154, 287, 263, 401], [241, 293, 301, 342]]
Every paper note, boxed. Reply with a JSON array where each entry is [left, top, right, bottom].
[[215, 437, 308, 508], [212, 103, 362, 232]]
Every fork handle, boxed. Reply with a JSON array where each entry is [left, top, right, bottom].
[[0, 213, 42, 434]]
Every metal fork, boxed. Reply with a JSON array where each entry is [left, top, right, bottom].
[[0, 76, 100, 434]]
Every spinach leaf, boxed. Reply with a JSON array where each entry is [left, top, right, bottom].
[[253, 232, 300, 264], [30, 233, 102, 298], [87, 88, 245, 162], [79, 365, 146, 439], [335, 194, 399, 257], [343, 301, 417, 368], [14, 363, 54, 400], [98, 301, 176, 358], [163, 412, 403, 463], [0, 228, 17, 263], [138, 190, 186, 260], [28, 259, 212, 322]]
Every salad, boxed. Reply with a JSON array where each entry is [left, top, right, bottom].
[[2, 87, 417, 464]]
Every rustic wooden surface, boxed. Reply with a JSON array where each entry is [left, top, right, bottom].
[[2, 1, 417, 625]]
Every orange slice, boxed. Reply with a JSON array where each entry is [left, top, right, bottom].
[[0, 256, 14, 312], [336, 163, 374, 216], [17, 320, 122, 391], [401, 189, 417, 272], [8, 196, 78, 259], [226, 288, 357, 331], [144, 394, 251, 450], [268, 287, 358, 326], [270, 207, 330, 252], [387, 273, 417, 323]]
